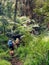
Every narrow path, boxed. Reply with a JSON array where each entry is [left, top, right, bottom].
[[10, 57, 23, 65]]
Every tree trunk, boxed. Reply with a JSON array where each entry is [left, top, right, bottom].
[[14, 0, 17, 23], [13, 0, 18, 30]]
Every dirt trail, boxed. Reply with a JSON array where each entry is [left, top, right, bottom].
[[11, 57, 23, 65]]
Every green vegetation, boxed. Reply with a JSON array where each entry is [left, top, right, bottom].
[[16, 34, 49, 65], [0, 60, 11, 65], [0, 0, 49, 65]]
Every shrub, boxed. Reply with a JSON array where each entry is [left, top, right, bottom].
[[0, 60, 11, 65]]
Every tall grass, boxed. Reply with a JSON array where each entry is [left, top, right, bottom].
[[15, 33, 49, 65]]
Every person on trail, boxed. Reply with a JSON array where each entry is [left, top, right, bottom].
[[8, 39, 14, 50], [15, 38, 20, 47], [8, 39, 15, 56]]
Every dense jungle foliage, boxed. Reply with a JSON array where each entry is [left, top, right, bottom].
[[0, 0, 49, 65]]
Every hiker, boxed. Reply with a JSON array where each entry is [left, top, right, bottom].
[[15, 35, 25, 47], [8, 39, 15, 56], [15, 38, 20, 47]]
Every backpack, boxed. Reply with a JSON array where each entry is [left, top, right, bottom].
[[8, 40, 13, 47]]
